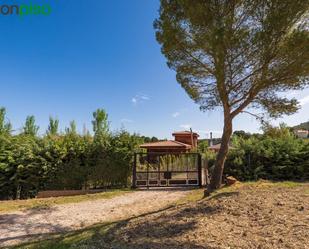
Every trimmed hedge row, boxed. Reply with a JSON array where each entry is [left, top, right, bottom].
[[0, 131, 142, 200], [223, 129, 309, 181]]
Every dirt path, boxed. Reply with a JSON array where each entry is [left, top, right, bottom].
[[0, 188, 191, 247], [109, 183, 309, 249]]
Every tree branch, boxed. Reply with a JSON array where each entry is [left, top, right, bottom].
[[240, 110, 266, 124]]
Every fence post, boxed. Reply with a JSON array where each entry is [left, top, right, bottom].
[[198, 153, 202, 188], [132, 153, 137, 189], [204, 159, 210, 186]]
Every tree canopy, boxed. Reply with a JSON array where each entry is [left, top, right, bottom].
[[47, 116, 59, 136], [23, 115, 39, 136], [155, 0, 309, 189], [0, 107, 12, 136], [0, 107, 146, 200]]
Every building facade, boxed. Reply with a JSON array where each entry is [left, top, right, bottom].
[[139, 131, 199, 153]]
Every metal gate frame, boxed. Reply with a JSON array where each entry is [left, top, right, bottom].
[[132, 152, 202, 188]]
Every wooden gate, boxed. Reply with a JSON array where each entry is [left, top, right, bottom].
[[132, 152, 202, 188]]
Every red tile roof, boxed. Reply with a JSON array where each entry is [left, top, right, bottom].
[[172, 131, 199, 136], [140, 140, 192, 149]]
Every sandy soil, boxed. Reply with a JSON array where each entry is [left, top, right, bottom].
[[104, 183, 309, 249], [0, 188, 190, 247]]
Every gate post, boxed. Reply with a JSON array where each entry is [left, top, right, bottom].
[[198, 153, 202, 188], [132, 153, 137, 189]]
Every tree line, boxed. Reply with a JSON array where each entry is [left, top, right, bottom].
[[0, 107, 146, 200], [1, 105, 308, 200], [205, 124, 309, 181]]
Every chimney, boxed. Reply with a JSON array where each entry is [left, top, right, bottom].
[[209, 132, 213, 146], [190, 128, 194, 147]]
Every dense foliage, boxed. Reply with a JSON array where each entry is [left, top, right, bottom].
[[155, 0, 309, 190], [224, 125, 309, 181], [0, 108, 143, 200], [293, 121, 309, 131]]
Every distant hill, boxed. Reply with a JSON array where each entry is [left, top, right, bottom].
[[293, 121, 309, 130]]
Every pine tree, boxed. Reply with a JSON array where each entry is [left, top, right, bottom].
[[155, 0, 309, 190]]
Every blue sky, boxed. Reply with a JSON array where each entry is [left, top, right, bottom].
[[1, 0, 308, 139]]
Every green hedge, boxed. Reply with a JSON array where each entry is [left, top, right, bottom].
[[0, 131, 142, 200], [224, 128, 309, 181], [0, 108, 143, 200]]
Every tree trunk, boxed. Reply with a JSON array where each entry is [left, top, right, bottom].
[[16, 184, 21, 200], [209, 116, 233, 190]]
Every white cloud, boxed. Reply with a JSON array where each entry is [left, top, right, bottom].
[[300, 95, 309, 106], [180, 124, 192, 130], [121, 118, 133, 123], [172, 108, 189, 118], [131, 98, 137, 104], [131, 93, 150, 105], [140, 95, 150, 100], [172, 112, 180, 118]]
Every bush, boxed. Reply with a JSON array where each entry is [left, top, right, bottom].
[[0, 135, 45, 199], [225, 126, 309, 181], [0, 108, 143, 200]]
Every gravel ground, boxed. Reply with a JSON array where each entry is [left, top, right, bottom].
[[105, 183, 309, 249], [0, 188, 191, 247]]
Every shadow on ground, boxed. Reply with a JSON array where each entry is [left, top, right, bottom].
[[135, 187, 198, 192], [207, 191, 239, 200], [10, 190, 241, 249], [0, 206, 69, 247]]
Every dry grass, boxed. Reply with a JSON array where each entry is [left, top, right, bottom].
[[11, 181, 309, 249], [2, 189, 189, 248], [0, 189, 131, 213]]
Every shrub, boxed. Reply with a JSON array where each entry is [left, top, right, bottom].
[[225, 126, 309, 181], [0, 108, 143, 200]]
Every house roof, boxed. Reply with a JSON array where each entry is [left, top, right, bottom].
[[295, 129, 309, 134], [140, 140, 192, 149], [172, 131, 199, 137]]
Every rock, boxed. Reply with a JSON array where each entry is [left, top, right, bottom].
[[226, 176, 238, 186], [298, 206, 304, 211]]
